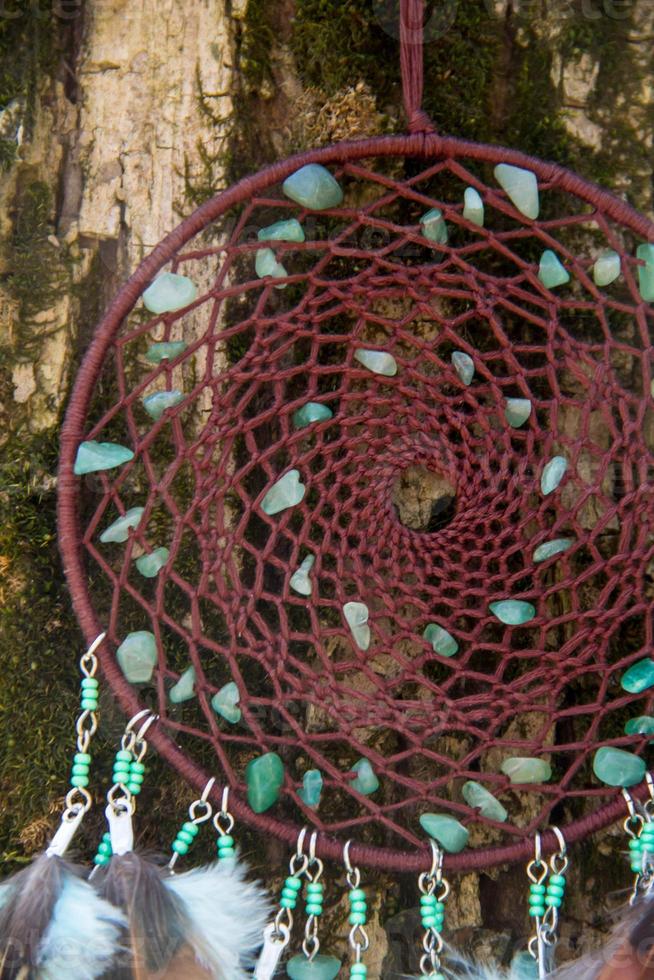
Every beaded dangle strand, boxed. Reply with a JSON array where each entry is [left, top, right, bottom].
[[538, 828, 569, 973], [343, 841, 370, 980], [168, 777, 215, 871], [624, 780, 654, 903], [417, 840, 450, 980], [254, 829, 310, 980], [90, 708, 155, 873], [526, 833, 550, 978], [214, 786, 237, 863]]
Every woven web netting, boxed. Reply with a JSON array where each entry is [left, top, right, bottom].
[[59, 136, 654, 872]]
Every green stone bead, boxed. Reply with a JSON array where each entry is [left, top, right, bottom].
[[130, 761, 145, 774], [116, 631, 158, 683], [282, 165, 343, 211], [489, 600, 536, 625], [529, 906, 545, 917], [593, 746, 646, 787], [504, 397, 532, 428], [81, 678, 99, 689], [343, 602, 371, 652], [306, 903, 323, 916], [135, 546, 170, 578], [349, 912, 366, 925], [501, 757, 552, 784], [547, 894, 562, 908], [80, 698, 98, 711], [115, 749, 132, 762], [74, 752, 92, 764], [128, 771, 145, 784], [99, 507, 145, 543], [286, 876, 302, 891], [74, 440, 134, 475], [286, 953, 341, 980], [145, 341, 187, 363], [93, 853, 110, 866], [354, 349, 398, 377], [71, 763, 90, 777], [423, 623, 459, 658], [461, 781, 508, 822], [539, 250, 570, 288], [258, 218, 306, 243], [494, 163, 539, 219], [113, 760, 131, 773], [625, 716, 654, 738], [421, 915, 437, 929], [261, 470, 305, 515], [350, 901, 367, 913], [530, 883, 546, 895], [306, 882, 323, 894], [629, 839, 643, 851], [246, 752, 285, 813], [293, 402, 333, 429], [541, 455, 568, 495], [280, 896, 296, 909], [621, 658, 654, 694], [97, 841, 112, 856], [143, 389, 184, 421], [593, 249, 621, 286], [217, 833, 234, 847], [211, 681, 242, 724], [349, 888, 366, 902], [169, 665, 196, 704], [350, 966, 367, 978], [281, 888, 298, 902], [529, 894, 546, 906], [71, 774, 89, 788], [420, 895, 437, 907], [549, 874, 566, 886], [172, 839, 189, 855], [419, 813, 469, 853], [420, 208, 448, 245], [255, 248, 288, 286], [127, 782, 142, 795], [143, 272, 198, 314], [297, 768, 323, 810], [637, 243, 654, 301], [533, 538, 573, 563], [451, 350, 474, 385], [290, 557, 316, 598], [176, 829, 195, 846], [463, 187, 484, 227], [547, 884, 565, 897], [349, 758, 379, 795]]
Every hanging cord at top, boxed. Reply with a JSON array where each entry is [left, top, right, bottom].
[[400, 0, 435, 133]]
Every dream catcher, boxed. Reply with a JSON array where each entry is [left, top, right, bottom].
[[39, 0, 654, 976]]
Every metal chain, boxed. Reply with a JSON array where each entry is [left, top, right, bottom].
[[302, 832, 324, 962], [272, 827, 310, 946], [418, 841, 449, 977], [344, 840, 370, 971], [61, 632, 106, 822]]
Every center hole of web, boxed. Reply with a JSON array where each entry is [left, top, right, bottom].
[[391, 465, 457, 533]]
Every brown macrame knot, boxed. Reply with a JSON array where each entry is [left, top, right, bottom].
[[408, 108, 435, 134]]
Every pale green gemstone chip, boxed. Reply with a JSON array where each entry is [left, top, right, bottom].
[[463, 187, 484, 227], [343, 601, 370, 651], [74, 440, 134, 475], [419, 813, 469, 853], [349, 758, 379, 795], [538, 250, 570, 289], [290, 555, 315, 596], [282, 164, 343, 210], [354, 349, 398, 376], [489, 599, 536, 625], [423, 623, 459, 658], [261, 470, 306, 515], [504, 397, 532, 428], [135, 547, 169, 577], [286, 953, 341, 980], [143, 272, 197, 314], [451, 351, 474, 385], [116, 631, 158, 683], [293, 402, 333, 428], [637, 243, 654, 301], [420, 207, 448, 244], [593, 746, 646, 787], [169, 666, 196, 704], [532, 538, 573, 563], [257, 218, 305, 242], [142, 390, 184, 420], [298, 769, 323, 809], [621, 658, 654, 694], [461, 781, 508, 822], [541, 455, 568, 495], [99, 507, 145, 543], [501, 757, 552, 784], [593, 249, 621, 287], [494, 163, 539, 219], [246, 752, 284, 813], [211, 681, 241, 724]]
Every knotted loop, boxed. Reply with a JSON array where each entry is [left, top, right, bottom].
[[400, 0, 436, 133]]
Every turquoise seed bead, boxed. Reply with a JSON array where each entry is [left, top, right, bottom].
[[349, 888, 366, 902], [127, 782, 142, 795], [546, 895, 562, 908], [130, 761, 145, 774], [350, 901, 367, 913], [350, 967, 367, 977], [113, 761, 131, 774], [281, 888, 298, 902], [349, 912, 366, 925], [549, 874, 565, 886], [81, 677, 99, 688], [115, 750, 132, 762], [182, 822, 199, 837], [280, 897, 296, 909], [307, 882, 323, 894], [128, 771, 144, 785], [421, 915, 437, 929], [286, 876, 302, 891], [71, 774, 89, 788], [547, 883, 565, 895], [529, 906, 545, 918], [81, 699, 98, 711], [94, 853, 110, 866], [529, 894, 546, 906], [306, 904, 323, 917], [71, 763, 90, 777], [172, 840, 189, 855], [530, 883, 546, 894], [74, 752, 91, 764], [177, 829, 195, 846], [97, 841, 112, 856], [217, 833, 234, 848]]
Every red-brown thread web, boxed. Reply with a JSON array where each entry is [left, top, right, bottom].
[[59, 141, 654, 871]]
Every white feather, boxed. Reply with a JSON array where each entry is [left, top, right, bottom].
[[165, 859, 270, 980], [37, 872, 126, 980]]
